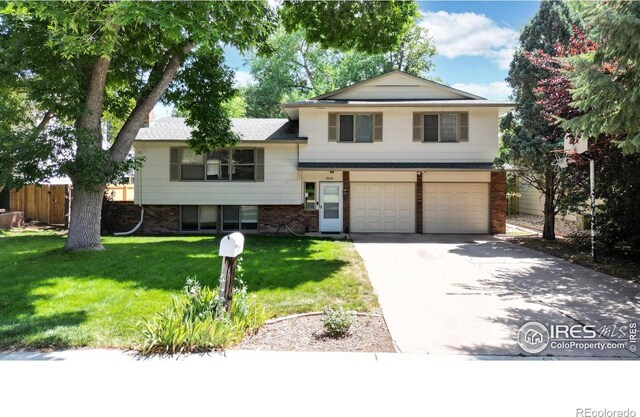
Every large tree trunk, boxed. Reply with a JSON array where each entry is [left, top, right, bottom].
[[66, 57, 111, 250], [65, 185, 104, 250]]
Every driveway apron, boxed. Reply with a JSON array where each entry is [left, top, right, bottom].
[[351, 234, 640, 359]]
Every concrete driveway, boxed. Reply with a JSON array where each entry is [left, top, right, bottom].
[[352, 234, 640, 359]]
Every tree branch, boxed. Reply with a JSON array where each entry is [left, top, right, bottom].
[[109, 43, 194, 162]]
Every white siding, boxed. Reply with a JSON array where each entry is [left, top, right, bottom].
[[330, 72, 469, 100], [298, 107, 499, 163], [516, 178, 544, 216], [350, 171, 416, 182], [516, 176, 579, 222], [423, 171, 491, 183], [134, 141, 301, 205]]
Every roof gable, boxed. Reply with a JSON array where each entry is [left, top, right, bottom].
[[312, 71, 484, 101]]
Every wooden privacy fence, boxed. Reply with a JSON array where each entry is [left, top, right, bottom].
[[10, 184, 70, 226], [105, 184, 134, 201]]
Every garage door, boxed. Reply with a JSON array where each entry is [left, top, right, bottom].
[[423, 183, 489, 233], [351, 183, 415, 233]]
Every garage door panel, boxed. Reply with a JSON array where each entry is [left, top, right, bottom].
[[423, 183, 489, 234], [351, 182, 416, 233]]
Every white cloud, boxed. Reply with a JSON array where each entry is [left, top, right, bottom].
[[451, 81, 512, 101], [234, 71, 254, 87], [421, 11, 517, 70]]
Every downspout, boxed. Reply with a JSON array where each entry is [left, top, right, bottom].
[[114, 166, 144, 236]]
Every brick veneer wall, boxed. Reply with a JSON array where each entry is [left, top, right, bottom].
[[101, 202, 180, 235], [416, 171, 423, 233], [142, 205, 180, 234], [260, 205, 319, 234], [491, 171, 507, 234], [343, 171, 350, 233], [101, 201, 141, 234]]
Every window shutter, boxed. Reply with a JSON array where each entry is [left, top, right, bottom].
[[328, 113, 337, 142], [255, 148, 265, 182], [170, 148, 180, 181], [373, 113, 383, 142], [412, 113, 422, 142], [459, 112, 469, 142]]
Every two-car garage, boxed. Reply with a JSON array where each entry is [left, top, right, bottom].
[[348, 172, 492, 234]]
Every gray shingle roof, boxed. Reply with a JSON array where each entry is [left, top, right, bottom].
[[136, 117, 305, 142], [283, 99, 514, 107], [297, 162, 498, 170]]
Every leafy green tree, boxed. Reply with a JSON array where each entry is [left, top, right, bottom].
[[0, 87, 54, 193], [561, 1, 640, 154], [500, 0, 581, 240], [0, 0, 416, 250], [245, 25, 436, 118]]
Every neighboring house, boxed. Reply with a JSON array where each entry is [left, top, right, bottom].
[[132, 71, 513, 235], [515, 176, 581, 224]]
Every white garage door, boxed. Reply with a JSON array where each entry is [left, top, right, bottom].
[[351, 183, 415, 233], [423, 183, 489, 233]]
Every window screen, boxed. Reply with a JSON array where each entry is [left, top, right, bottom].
[[440, 113, 458, 142], [240, 206, 258, 230], [423, 115, 439, 142], [199, 206, 217, 230], [223, 206, 240, 231], [181, 206, 199, 231], [355, 114, 372, 142], [232, 149, 255, 180], [339, 115, 354, 142]]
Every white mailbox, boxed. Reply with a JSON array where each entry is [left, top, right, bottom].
[[218, 232, 244, 258]]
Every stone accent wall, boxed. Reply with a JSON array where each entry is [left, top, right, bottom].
[[342, 171, 350, 233], [416, 172, 423, 233], [491, 171, 507, 234], [260, 205, 319, 234]]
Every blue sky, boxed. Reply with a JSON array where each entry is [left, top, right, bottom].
[[159, 1, 540, 116], [229, 1, 540, 101]]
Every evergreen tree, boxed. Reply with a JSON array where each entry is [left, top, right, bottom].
[[562, 1, 640, 154], [501, 0, 581, 240]]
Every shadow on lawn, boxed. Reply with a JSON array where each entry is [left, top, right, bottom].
[[0, 233, 347, 348]]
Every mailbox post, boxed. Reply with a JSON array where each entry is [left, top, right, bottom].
[[218, 232, 244, 313]]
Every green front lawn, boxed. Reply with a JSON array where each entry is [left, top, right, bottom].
[[0, 231, 377, 349]]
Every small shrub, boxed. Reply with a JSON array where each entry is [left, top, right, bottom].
[[137, 276, 267, 354], [321, 305, 353, 338]]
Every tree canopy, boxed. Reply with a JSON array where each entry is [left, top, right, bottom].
[[244, 24, 436, 118], [561, 1, 640, 154], [0, 0, 418, 250], [500, 0, 582, 239]]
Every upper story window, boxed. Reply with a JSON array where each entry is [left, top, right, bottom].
[[328, 112, 383, 143], [170, 147, 264, 182], [413, 112, 469, 143]]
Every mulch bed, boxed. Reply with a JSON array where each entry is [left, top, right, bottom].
[[236, 310, 396, 352]]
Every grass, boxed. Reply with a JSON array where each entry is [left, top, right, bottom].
[[0, 230, 377, 350], [511, 236, 640, 283]]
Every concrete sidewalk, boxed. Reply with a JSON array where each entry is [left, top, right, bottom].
[[0, 348, 549, 361]]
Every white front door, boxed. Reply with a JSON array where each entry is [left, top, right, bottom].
[[319, 182, 343, 232]]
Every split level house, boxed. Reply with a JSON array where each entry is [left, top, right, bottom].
[[132, 71, 513, 235]]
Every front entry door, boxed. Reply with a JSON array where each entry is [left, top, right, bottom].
[[319, 182, 343, 232]]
